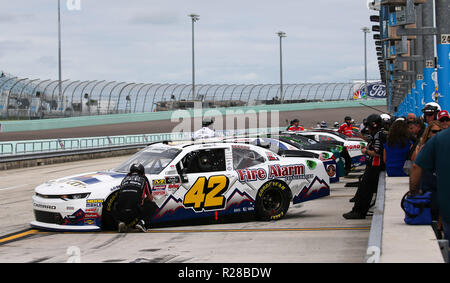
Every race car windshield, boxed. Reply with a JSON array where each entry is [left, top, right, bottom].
[[113, 147, 181, 174]]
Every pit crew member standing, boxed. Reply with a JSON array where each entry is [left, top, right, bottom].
[[338, 116, 354, 138], [115, 163, 156, 232], [287, 119, 304, 131], [422, 102, 441, 125], [193, 117, 216, 139], [343, 114, 386, 219]]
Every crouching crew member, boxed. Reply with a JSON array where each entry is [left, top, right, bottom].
[[115, 163, 157, 232]]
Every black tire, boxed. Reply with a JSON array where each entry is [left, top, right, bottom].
[[101, 191, 120, 231], [255, 180, 291, 221]]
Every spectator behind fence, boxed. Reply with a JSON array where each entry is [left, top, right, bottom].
[[410, 121, 450, 249], [383, 119, 412, 177]]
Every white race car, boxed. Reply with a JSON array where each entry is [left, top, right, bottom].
[[31, 141, 331, 231], [293, 130, 368, 167]]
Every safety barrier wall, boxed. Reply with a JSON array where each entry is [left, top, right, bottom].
[[365, 172, 386, 263], [0, 128, 283, 156], [0, 99, 387, 133]]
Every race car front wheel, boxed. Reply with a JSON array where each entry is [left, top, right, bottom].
[[255, 180, 291, 221], [101, 191, 120, 230]]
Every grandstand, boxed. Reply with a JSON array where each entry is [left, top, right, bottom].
[[0, 71, 384, 119]]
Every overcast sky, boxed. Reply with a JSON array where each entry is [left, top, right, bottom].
[[0, 0, 379, 85]]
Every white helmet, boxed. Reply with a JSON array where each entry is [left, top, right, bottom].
[[422, 102, 441, 114], [380, 113, 391, 121]]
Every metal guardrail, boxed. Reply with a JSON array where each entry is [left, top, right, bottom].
[[0, 128, 283, 158], [365, 171, 386, 263], [0, 143, 13, 156], [0, 144, 148, 163]]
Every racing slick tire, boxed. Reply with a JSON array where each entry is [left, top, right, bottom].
[[101, 191, 120, 231], [255, 180, 291, 221]]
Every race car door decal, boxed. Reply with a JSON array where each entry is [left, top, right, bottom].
[[183, 176, 229, 212]]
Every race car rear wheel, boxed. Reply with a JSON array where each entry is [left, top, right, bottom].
[[255, 180, 291, 221]]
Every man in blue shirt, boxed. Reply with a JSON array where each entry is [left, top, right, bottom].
[[411, 128, 450, 246]]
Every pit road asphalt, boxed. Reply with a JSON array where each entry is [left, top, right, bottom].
[[0, 157, 370, 263]]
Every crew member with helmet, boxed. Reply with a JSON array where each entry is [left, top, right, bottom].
[[287, 119, 304, 131], [193, 117, 216, 139], [343, 114, 386, 219], [422, 102, 441, 124], [380, 113, 392, 131], [115, 163, 157, 232], [338, 116, 354, 138]]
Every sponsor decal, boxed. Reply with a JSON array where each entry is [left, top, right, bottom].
[[327, 165, 336, 177], [33, 203, 57, 210], [152, 179, 166, 185], [266, 152, 279, 161], [110, 185, 120, 192], [237, 168, 267, 182], [165, 176, 181, 184], [268, 164, 311, 180], [152, 185, 167, 198], [346, 144, 361, 151], [84, 213, 99, 219], [86, 199, 103, 208], [237, 164, 312, 182]]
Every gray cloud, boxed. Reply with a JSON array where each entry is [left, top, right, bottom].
[[0, 0, 380, 84], [128, 10, 181, 26]]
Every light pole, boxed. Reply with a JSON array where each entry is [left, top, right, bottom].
[[277, 31, 286, 103], [361, 27, 371, 98], [189, 14, 200, 102], [57, 0, 63, 104]]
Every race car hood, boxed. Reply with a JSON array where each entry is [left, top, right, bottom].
[[35, 171, 127, 195]]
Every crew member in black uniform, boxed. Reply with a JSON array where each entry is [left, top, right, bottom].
[[115, 163, 157, 232], [343, 114, 386, 219]]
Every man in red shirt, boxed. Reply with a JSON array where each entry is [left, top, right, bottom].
[[287, 119, 304, 131], [338, 116, 353, 137]]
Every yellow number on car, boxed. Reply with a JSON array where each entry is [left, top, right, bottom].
[[183, 176, 229, 211], [183, 177, 206, 210]]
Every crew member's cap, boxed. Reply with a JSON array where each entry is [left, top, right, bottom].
[[437, 110, 450, 121]]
